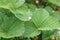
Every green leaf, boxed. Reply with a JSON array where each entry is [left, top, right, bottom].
[[0, 12, 25, 38], [45, 6, 53, 14], [51, 12, 60, 20], [28, 4, 37, 12], [45, 6, 60, 20], [48, 0, 60, 6], [10, 4, 32, 21], [32, 8, 60, 30], [0, 0, 25, 8], [39, 16, 60, 30], [23, 21, 40, 38]]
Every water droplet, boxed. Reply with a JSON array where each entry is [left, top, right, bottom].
[[28, 16, 32, 20]]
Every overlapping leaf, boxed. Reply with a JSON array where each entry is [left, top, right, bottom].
[[0, 0, 25, 8], [45, 6, 60, 20], [0, 12, 25, 38], [10, 4, 32, 21], [48, 0, 60, 6], [0, 0, 32, 21], [23, 21, 40, 38], [0, 0, 60, 39], [0, 8, 40, 38], [32, 8, 60, 30]]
